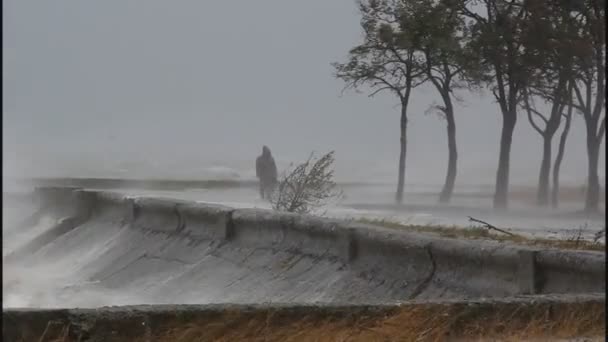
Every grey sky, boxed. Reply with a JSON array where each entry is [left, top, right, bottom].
[[3, 0, 604, 185]]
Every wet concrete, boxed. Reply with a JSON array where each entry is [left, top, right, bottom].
[[2, 187, 605, 309]]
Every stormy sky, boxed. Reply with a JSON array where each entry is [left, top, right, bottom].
[[3, 0, 605, 185]]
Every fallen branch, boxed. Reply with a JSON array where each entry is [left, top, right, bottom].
[[467, 216, 515, 236], [593, 228, 605, 243]]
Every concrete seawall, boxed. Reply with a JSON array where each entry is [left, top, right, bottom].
[[3, 187, 605, 308]]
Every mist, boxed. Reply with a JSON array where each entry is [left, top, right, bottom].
[[2, 1, 606, 320], [3, 0, 605, 187]]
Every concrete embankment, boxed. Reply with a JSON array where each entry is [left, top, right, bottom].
[[3, 187, 605, 308], [3, 295, 605, 341]]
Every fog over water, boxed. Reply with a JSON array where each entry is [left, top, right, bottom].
[[3, 1, 606, 313], [3, 0, 605, 186]]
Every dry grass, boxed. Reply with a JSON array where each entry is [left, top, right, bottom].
[[28, 300, 602, 341], [158, 302, 605, 341], [356, 218, 606, 252], [371, 301, 605, 342]]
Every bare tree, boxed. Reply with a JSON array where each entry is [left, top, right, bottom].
[[269, 151, 343, 214], [333, 0, 425, 204]]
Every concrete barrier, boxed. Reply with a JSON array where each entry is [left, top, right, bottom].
[[230, 209, 350, 262], [131, 197, 187, 234], [536, 250, 606, 294], [177, 202, 233, 240], [5, 187, 605, 306], [87, 190, 136, 225]]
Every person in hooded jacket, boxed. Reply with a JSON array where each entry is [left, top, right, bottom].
[[256, 145, 278, 199]]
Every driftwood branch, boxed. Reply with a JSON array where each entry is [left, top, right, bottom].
[[467, 216, 515, 236]]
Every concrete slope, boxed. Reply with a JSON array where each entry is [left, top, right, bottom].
[[3, 188, 605, 308]]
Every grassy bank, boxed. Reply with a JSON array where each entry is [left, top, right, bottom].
[[6, 296, 604, 342], [356, 218, 606, 252], [155, 301, 605, 341]]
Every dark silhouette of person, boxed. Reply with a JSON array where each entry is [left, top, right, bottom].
[[256, 146, 278, 199]]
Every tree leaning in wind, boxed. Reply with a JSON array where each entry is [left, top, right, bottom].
[[333, 0, 425, 204], [522, 0, 605, 212], [567, 0, 605, 213], [519, 0, 578, 207], [397, 0, 476, 204], [455, 0, 541, 210]]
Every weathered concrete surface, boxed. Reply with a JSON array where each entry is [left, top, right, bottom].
[[3, 295, 605, 341], [3, 187, 605, 308]]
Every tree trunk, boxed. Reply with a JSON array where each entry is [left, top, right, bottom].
[[493, 113, 517, 209], [536, 136, 552, 206], [396, 102, 408, 204], [552, 110, 572, 208], [439, 104, 457, 203], [585, 136, 601, 213]]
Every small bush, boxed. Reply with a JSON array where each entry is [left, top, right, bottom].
[[269, 151, 343, 214]]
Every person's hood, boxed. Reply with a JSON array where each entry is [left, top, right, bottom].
[[262, 146, 271, 157]]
